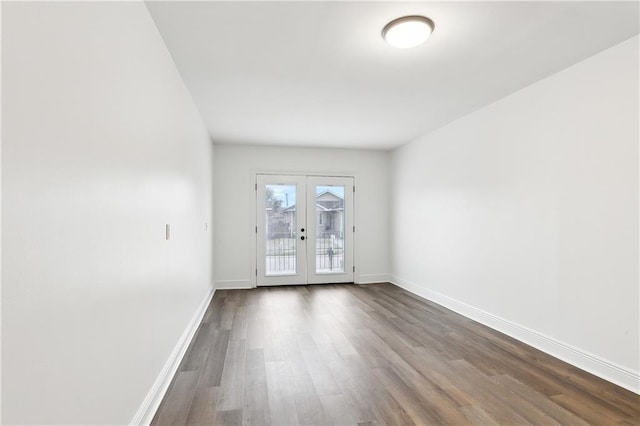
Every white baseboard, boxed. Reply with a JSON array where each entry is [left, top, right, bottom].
[[357, 274, 390, 284], [215, 279, 253, 290], [131, 288, 216, 425], [389, 275, 640, 395]]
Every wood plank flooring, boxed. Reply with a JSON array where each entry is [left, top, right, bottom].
[[152, 283, 640, 425]]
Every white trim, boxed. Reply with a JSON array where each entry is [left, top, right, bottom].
[[251, 169, 356, 178], [215, 279, 254, 290], [358, 274, 390, 284], [130, 288, 215, 426], [389, 275, 640, 395]]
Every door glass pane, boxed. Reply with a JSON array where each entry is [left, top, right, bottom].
[[315, 185, 345, 273], [265, 184, 297, 276]]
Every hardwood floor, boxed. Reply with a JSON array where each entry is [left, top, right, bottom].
[[152, 283, 640, 425]]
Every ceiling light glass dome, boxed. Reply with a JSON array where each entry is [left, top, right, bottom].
[[382, 15, 435, 48]]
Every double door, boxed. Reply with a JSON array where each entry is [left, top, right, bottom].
[[256, 174, 354, 286]]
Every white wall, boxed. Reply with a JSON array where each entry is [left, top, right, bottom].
[[2, 2, 214, 424], [391, 35, 639, 392], [213, 144, 389, 287]]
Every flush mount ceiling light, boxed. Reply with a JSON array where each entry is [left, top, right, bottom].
[[382, 15, 435, 48]]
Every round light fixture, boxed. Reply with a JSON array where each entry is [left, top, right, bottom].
[[382, 15, 435, 48]]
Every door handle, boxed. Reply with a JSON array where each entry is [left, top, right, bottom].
[[300, 236, 305, 241]]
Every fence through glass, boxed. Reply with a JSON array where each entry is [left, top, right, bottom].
[[314, 185, 345, 273], [264, 184, 297, 276]]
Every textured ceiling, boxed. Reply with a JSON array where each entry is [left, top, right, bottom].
[[146, 1, 639, 149]]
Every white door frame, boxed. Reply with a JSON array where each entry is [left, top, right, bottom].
[[306, 176, 354, 284], [252, 171, 357, 287], [256, 174, 308, 286]]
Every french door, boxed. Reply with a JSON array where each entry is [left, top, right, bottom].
[[256, 174, 354, 286]]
